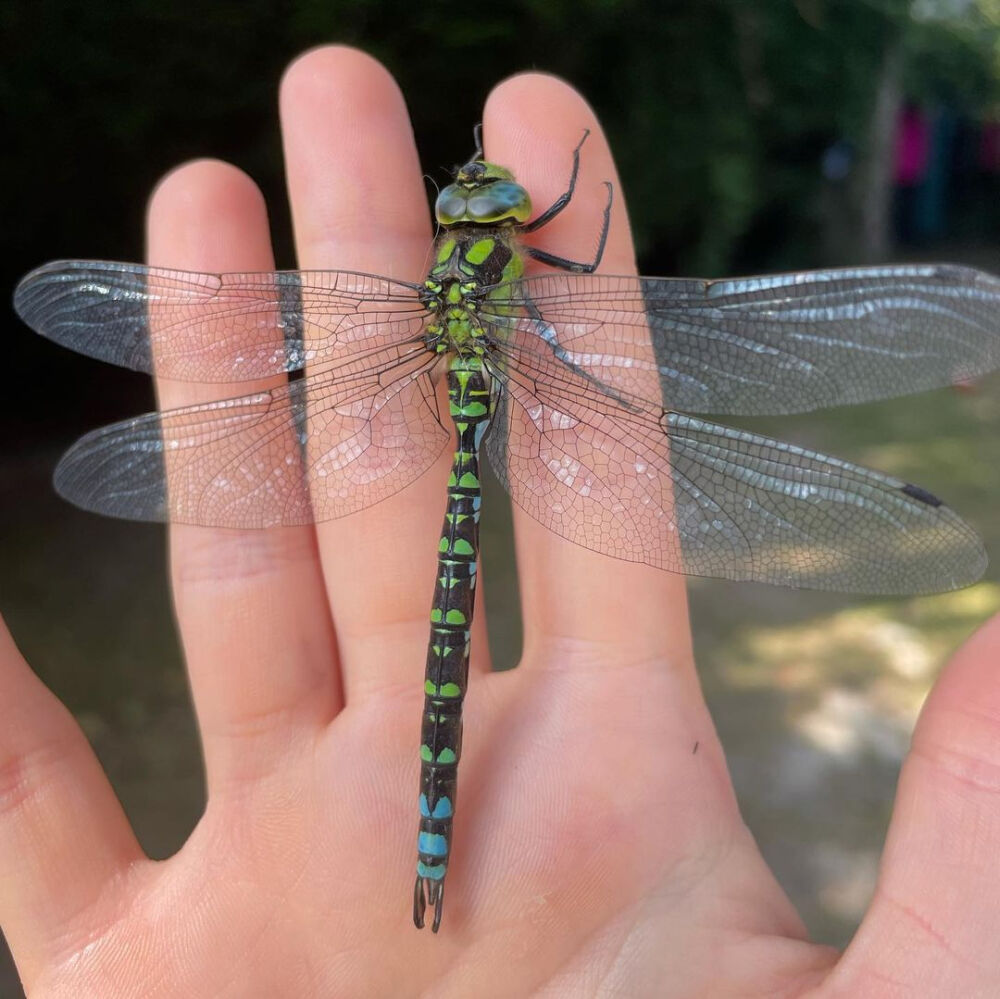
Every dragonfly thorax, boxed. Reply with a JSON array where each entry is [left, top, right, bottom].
[[422, 227, 525, 356]]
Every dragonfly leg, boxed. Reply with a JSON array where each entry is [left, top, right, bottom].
[[519, 128, 591, 233], [525, 181, 613, 273]]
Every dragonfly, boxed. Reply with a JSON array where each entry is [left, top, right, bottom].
[[13, 129, 1000, 933]]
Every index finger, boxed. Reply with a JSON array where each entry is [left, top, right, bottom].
[[484, 75, 694, 668]]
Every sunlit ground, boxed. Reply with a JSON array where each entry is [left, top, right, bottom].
[[1, 253, 998, 990], [690, 344, 1000, 943]]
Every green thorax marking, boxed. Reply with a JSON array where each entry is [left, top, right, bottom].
[[425, 229, 525, 356], [429, 229, 522, 286]]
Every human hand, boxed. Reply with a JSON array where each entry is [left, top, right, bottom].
[[4, 45, 1000, 997]]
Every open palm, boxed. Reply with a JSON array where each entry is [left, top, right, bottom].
[[4, 46, 1000, 998]]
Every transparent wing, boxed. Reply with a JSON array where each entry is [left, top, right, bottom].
[[482, 264, 1000, 416], [484, 345, 985, 594], [14, 260, 430, 382], [54, 347, 448, 527]]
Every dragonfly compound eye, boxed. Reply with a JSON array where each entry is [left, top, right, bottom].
[[465, 181, 532, 224], [436, 180, 531, 226], [435, 186, 469, 225]]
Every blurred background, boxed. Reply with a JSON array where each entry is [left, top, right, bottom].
[[1, 0, 998, 990]]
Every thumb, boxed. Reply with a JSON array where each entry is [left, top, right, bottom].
[[832, 612, 1000, 994]]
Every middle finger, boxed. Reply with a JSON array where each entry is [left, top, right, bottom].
[[280, 47, 493, 705]]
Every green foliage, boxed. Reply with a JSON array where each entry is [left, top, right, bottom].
[[3, 0, 996, 282], [904, 0, 1000, 109]]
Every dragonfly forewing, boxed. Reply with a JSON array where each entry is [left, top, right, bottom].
[[14, 260, 430, 383], [489, 264, 1000, 416]]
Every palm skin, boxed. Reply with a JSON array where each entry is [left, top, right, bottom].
[[3, 45, 1000, 998]]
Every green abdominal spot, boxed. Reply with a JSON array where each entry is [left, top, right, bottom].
[[420, 745, 457, 765], [425, 680, 462, 698]]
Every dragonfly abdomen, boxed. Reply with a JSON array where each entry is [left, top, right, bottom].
[[414, 355, 490, 932]]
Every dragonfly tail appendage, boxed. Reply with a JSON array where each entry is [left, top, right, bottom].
[[413, 874, 445, 932]]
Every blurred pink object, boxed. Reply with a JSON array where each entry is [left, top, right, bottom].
[[979, 119, 1000, 174], [894, 105, 929, 186]]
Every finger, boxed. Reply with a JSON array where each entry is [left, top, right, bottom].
[[483, 74, 694, 670], [0, 617, 143, 982], [280, 45, 493, 706], [837, 613, 1000, 992], [147, 160, 340, 790]]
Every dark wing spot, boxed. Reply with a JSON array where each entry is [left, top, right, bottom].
[[901, 482, 943, 508]]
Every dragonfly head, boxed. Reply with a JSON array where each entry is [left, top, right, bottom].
[[435, 158, 532, 227]]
